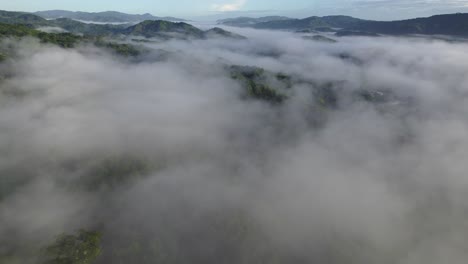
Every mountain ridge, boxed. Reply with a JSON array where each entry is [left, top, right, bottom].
[[0, 10, 246, 40], [219, 13, 468, 36], [34, 10, 186, 23]]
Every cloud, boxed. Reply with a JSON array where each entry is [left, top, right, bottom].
[[3, 29, 468, 263], [212, 0, 247, 12]]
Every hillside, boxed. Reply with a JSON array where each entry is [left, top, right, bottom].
[[122, 20, 247, 40], [0, 23, 145, 58], [0, 23, 82, 47], [50, 18, 126, 35], [0, 10, 49, 25], [122, 20, 205, 38], [348, 13, 468, 35], [0, 10, 245, 40], [35, 10, 186, 23], [2, 6, 468, 264], [204, 27, 247, 39], [222, 13, 468, 36], [217, 16, 291, 27]]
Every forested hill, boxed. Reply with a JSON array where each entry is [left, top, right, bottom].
[[220, 13, 468, 36], [0, 10, 246, 40], [34, 10, 186, 23]]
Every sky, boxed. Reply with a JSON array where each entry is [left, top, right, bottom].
[[1, 0, 468, 20]]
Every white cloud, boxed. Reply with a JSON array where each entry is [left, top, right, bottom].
[[212, 0, 247, 12]]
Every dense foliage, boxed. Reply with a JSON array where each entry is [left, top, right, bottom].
[[42, 230, 102, 264], [0, 23, 36, 37], [95, 41, 142, 57], [50, 18, 126, 36], [123, 20, 205, 39], [204, 27, 247, 39], [0, 23, 82, 47], [230, 65, 289, 103], [0, 23, 147, 59], [37, 32, 83, 48]]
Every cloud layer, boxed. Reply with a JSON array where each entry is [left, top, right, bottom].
[[1, 30, 468, 263]]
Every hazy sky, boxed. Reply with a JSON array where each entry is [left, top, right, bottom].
[[2, 0, 468, 20]]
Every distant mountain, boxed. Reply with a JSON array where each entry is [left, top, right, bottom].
[[335, 30, 381, 37], [0, 10, 246, 40], [123, 20, 247, 40], [204, 27, 247, 39], [0, 10, 49, 25], [50, 18, 126, 35], [345, 13, 468, 36], [122, 20, 205, 38], [302, 35, 337, 43], [217, 16, 291, 27], [0, 22, 147, 59], [253, 16, 333, 30], [223, 13, 468, 37], [35, 10, 186, 23]]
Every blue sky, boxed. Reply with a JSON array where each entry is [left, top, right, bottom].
[[2, 0, 468, 20]]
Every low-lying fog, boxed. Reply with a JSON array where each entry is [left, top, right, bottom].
[[2, 26, 468, 263]]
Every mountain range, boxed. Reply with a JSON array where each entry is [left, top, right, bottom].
[[219, 13, 468, 37], [217, 16, 291, 27], [122, 20, 245, 39], [2, 9, 468, 42], [0, 10, 245, 40], [34, 10, 186, 23]]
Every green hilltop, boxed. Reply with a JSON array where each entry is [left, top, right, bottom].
[[0, 10, 248, 61], [221, 13, 468, 37], [123, 20, 205, 39], [0, 10, 247, 40], [34, 10, 186, 23]]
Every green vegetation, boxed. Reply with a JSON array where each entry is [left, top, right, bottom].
[[123, 20, 205, 39], [37, 32, 82, 47], [50, 18, 125, 36], [204, 27, 247, 39], [302, 35, 337, 43], [0, 10, 245, 41], [0, 10, 49, 25], [81, 156, 149, 190], [223, 13, 468, 37], [95, 41, 142, 57], [34, 10, 186, 23], [0, 22, 36, 37], [0, 23, 145, 58], [3, 9, 468, 38], [97, 208, 281, 264], [253, 16, 332, 30], [314, 83, 339, 108], [229, 64, 395, 111], [42, 230, 102, 264], [0, 23, 82, 48], [335, 30, 380, 37], [245, 81, 287, 103], [230, 65, 289, 103], [217, 16, 291, 27], [124, 21, 247, 40]]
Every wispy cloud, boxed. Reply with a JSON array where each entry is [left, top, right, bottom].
[[212, 0, 247, 12]]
